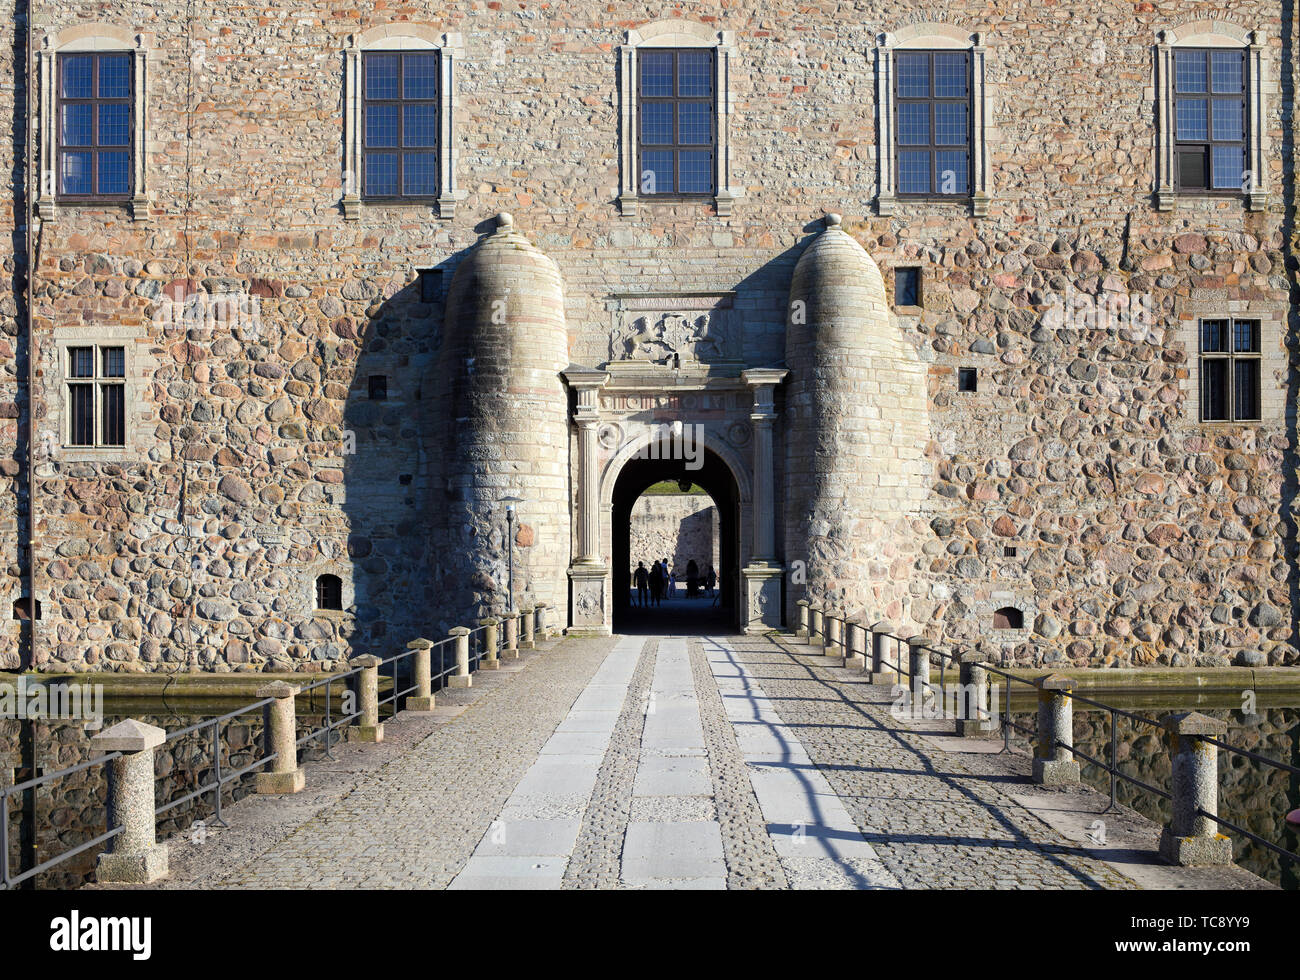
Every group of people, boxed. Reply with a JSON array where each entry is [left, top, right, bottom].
[[632, 558, 717, 608]]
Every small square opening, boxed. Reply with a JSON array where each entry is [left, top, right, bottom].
[[894, 267, 922, 307], [958, 367, 977, 393], [369, 375, 388, 401]]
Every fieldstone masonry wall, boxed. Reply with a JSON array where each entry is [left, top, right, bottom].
[[628, 493, 720, 575], [1, 0, 1297, 671]]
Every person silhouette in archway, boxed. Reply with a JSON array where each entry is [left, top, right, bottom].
[[649, 559, 666, 607], [634, 561, 649, 608]]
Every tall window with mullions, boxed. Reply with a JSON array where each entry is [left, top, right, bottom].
[[57, 52, 133, 200], [362, 51, 439, 199], [1199, 318, 1261, 422], [895, 50, 971, 197], [1174, 48, 1246, 193], [638, 48, 715, 196]]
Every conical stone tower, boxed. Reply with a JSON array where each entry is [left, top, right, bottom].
[[783, 213, 931, 628], [430, 213, 571, 624]]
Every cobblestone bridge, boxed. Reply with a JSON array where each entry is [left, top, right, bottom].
[[131, 633, 1269, 890]]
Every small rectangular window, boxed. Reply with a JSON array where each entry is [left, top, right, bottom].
[[419, 268, 440, 304], [66, 344, 126, 447], [1199, 317, 1260, 421], [369, 375, 388, 400], [958, 367, 978, 392], [895, 267, 922, 307]]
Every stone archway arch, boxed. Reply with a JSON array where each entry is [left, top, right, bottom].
[[598, 427, 753, 510]]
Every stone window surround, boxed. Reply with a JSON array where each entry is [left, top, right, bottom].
[[617, 19, 741, 217], [50, 327, 149, 464], [342, 26, 464, 220], [36, 24, 153, 222], [306, 564, 355, 617], [1154, 21, 1270, 211], [875, 24, 993, 218], [980, 595, 1034, 647], [1178, 301, 1285, 425]]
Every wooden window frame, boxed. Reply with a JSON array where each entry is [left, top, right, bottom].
[[893, 49, 972, 199], [636, 47, 717, 199], [1173, 48, 1247, 196], [1198, 317, 1261, 422], [361, 49, 440, 202], [65, 344, 127, 448], [55, 51, 134, 202]]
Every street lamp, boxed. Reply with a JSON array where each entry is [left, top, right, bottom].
[[499, 495, 524, 612]]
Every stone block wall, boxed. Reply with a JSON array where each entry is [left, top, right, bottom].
[[0, 0, 1295, 670]]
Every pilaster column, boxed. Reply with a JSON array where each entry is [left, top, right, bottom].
[[563, 367, 612, 635], [740, 369, 788, 633], [742, 368, 787, 564]]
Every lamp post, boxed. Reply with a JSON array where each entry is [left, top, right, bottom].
[[500, 495, 524, 613]]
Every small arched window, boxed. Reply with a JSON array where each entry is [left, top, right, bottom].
[[315, 574, 343, 611], [993, 606, 1024, 630], [13, 597, 41, 621]]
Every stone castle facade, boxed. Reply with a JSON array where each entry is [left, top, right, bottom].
[[1, 1, 1297, 673]]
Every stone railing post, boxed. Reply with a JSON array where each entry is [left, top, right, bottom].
[[869, 621, 897, 686], [449, 626, 472, 688], [823, 610, 842, 658], [1032, 674, 1079, 785], [407, 638, 436, 711], [91, 719, 168, 884], [907, 636, 932, 710], [535, 603, 548, 641], [1157, 712, 1233, 866], [809, 604, 824, 647], [256, 682, 304, 794], [844, 618, 867, 669], [503, 614, 519, 660], [348, 654, 385, 743], [796, 599, 810, 640], [520, 606, 536, 649], [955, 650, 996, 737], [479, 617, 501, 671]]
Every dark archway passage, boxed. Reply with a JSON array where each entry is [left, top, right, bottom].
[[611, 448, 740, 635]]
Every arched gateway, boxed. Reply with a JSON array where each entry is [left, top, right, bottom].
[[434, 211, 930, 638]]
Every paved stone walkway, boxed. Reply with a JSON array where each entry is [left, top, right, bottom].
[[138, 631, 1270, 890]]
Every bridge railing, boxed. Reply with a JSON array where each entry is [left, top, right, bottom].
[[0, 605, 551, 890], [797, 601, 1300, 873]]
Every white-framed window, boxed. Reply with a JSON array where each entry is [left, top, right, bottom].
[[617, 19, 740, 217], [36, 24, 152, 221], [1155, 23, 1270, 211], [342, 27, 462, 219], [49, 327, 150, 461], [1179, 304, 1284, 425], [875, 25, 993, 217], [65, 344, 126, 447], [1198, 317, 1261, 422]]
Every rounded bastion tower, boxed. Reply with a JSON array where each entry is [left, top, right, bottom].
[[430, 213, 572, 623], [783, 213, 931, 627]]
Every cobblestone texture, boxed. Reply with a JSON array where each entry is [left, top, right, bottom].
[[562, 637, 656, 888], [131, 632, 1273, 891], [688, 638, 790, 889], [212, 635, 614, 888], [746, 635, 1135, 889]]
